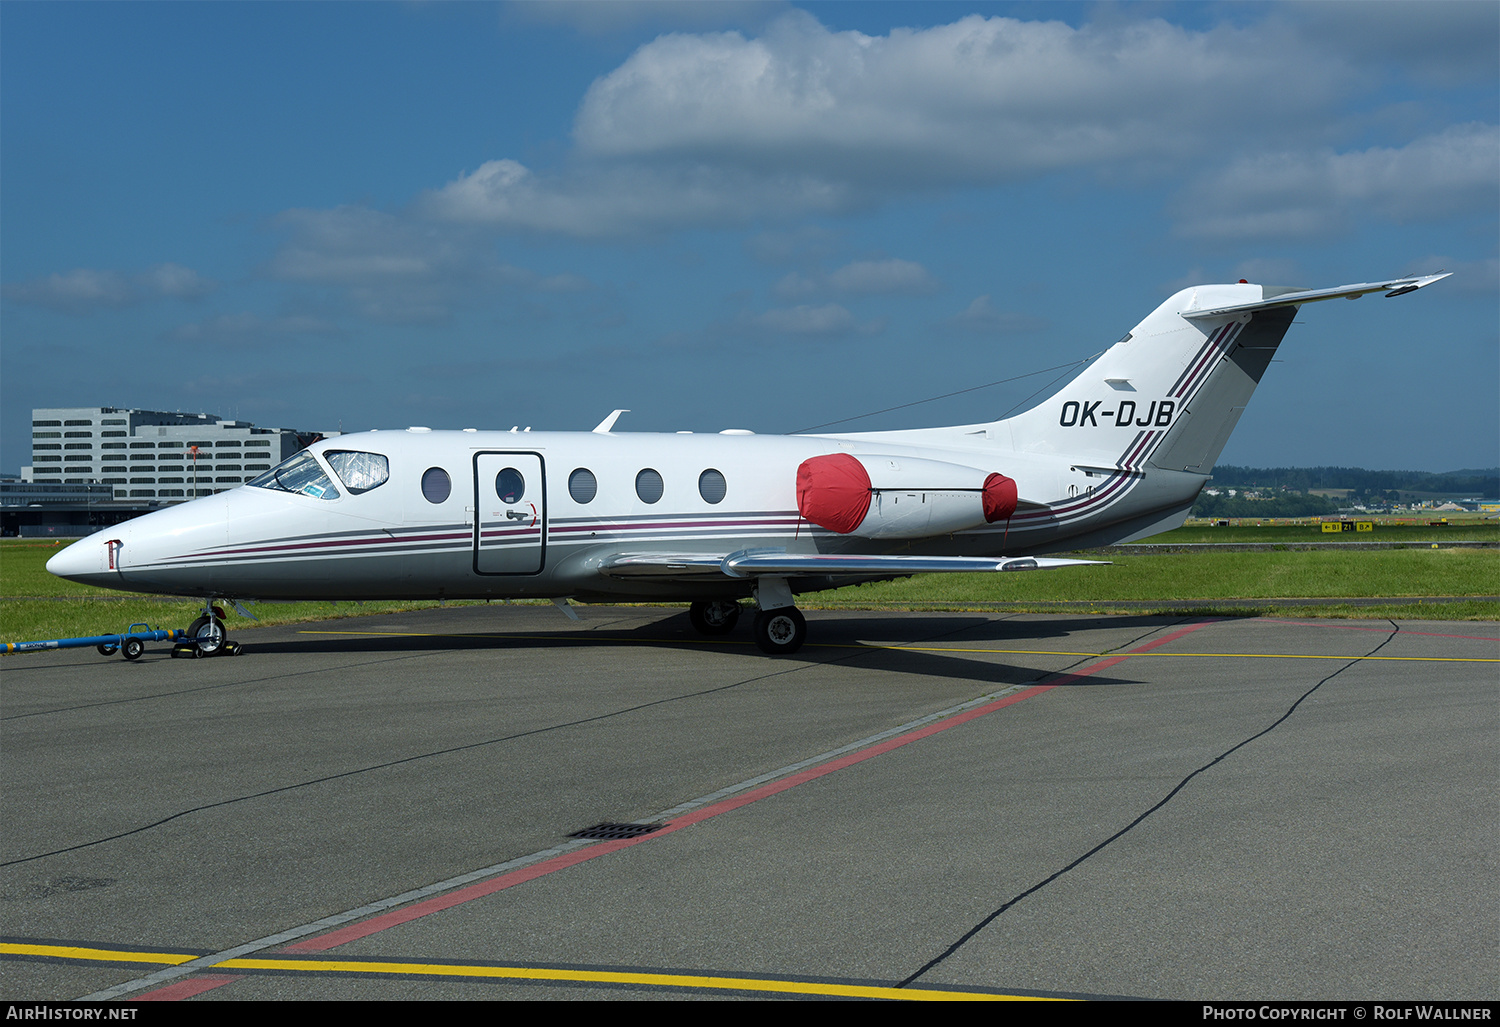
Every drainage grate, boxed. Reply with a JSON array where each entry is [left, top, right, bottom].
[[569, 822, 664, 841]]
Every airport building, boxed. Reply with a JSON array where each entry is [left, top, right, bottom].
[[26, 406, 319, 501]]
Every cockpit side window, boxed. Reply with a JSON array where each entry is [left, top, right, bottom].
[[247, 451, 342, 500], [325, 451, 390, 495]]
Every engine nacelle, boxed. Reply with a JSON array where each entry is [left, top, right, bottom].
[[796, 453, 1017, 539]]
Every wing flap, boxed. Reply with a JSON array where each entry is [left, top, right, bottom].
[[597, 549, 1106, 580]]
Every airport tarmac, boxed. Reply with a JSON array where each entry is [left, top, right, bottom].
[[2, 605, 1495, 1001]]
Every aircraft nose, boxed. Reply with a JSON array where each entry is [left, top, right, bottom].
[[46, 534, 115, 586]]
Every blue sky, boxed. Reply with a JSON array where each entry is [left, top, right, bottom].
[[4, 1, 1496, 475]]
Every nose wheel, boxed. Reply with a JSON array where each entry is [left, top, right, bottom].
[[174, 603, 244, 658], [752, 607, 806, 655], [187, 614, 226, 655]]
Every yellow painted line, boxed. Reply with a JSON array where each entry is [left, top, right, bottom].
[[3, 940, 1062, 999], [298, 630, 1498, 663], [215, 956, 1057, 1000], [0, 942, 198, 966]]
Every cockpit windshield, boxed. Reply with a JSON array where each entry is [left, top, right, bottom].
[[325, 451, 390, 494], [247, 451, 341, 500]]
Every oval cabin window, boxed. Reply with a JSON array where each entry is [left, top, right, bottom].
[[698, 468, 727, 504], [421, 467, 452, 504], [569, 468, 597, 504], [635, 468, 663, 504]]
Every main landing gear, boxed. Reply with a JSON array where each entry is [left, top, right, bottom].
[[752, 607, 806, 656], [688, 600, 741, 635], [688, 577, 807, 656], [749, 576, 806, 655]]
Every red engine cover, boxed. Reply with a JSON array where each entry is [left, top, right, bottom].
[[796, 453, 872, 534], [982, 472, 1018, 522]]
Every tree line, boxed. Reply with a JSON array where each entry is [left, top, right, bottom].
[[1208, 466, 1498, 498]]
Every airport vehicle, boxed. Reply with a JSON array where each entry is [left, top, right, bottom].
[[46, 274, 1449, 654]]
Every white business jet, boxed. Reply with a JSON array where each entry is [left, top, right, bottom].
[[48, 274, 1449, 654]]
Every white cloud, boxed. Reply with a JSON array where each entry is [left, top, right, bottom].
[[775, 258, 938, 299], [827, 259, 936, 295], [139, 263, 214, 299], [422, 158, 854, 237], [1279, 1, 1499, 88], [4, 263, 215, 313], [267, 206, 459, 284], [948, 295, 1047, 335], [743, 226, 840, 265], [420, 11, 1377, 237], [1176, 124, 1499, 240], [168, 312, 340, 343], [276, 9, 1494, 254], [744, 303, 883, 337], [264, 204, 596, 322], [573, 12, 1351, 186]]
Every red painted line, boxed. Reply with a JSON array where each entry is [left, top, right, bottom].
[[284, 619, 1220, 954], [136, 974, 238, 1000]]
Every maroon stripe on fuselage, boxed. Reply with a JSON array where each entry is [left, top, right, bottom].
[[163, 530, 472, 562]]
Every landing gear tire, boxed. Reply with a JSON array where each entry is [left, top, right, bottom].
[[122, 638, 145, 661], [188, 615, 226, 656], [689, 600, 741, 635], [753, 608, 806, 655]]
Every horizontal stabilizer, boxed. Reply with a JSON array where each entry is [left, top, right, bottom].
[[1180, 273, 1451, 320], [598, 549, 1106, 580]]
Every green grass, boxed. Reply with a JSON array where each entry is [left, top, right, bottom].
[[0, 539, 490, 643], [3, 535, 1496, 646], [812, 549, 1496, 605]]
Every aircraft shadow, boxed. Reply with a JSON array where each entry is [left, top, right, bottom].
[[227, 608, 1187, 690]]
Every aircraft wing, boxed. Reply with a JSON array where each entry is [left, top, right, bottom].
[[1179, 272, 1451, 320], [597, 549, 1107, 581]]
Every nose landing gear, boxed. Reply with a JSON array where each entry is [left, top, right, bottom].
[[171, 603, 244, 658], [186, 614, 226, 655]]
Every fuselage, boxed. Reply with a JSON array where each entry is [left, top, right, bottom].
[[42, 422, 1203, 603]]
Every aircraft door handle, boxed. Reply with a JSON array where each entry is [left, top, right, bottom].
[[506, 509, 528, 521]]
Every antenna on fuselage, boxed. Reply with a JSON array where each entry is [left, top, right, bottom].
[[592, 409, 630, 434]]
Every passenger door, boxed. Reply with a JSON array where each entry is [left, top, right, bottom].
[[473, 451, 545, 575]]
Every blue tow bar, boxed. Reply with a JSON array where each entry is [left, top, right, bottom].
[[3, 623, 191, 661]]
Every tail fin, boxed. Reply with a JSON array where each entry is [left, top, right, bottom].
[[1000, 274, 1449, 474]]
